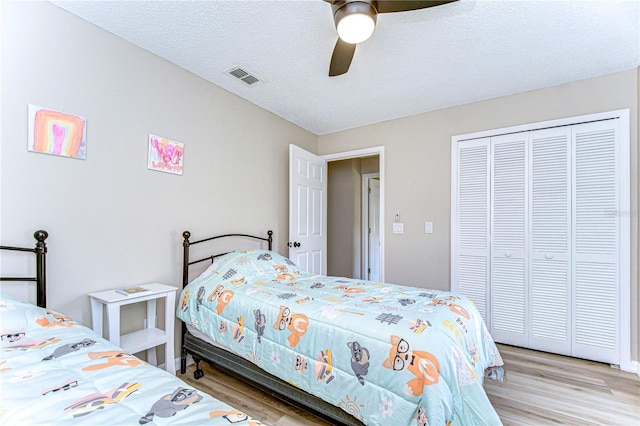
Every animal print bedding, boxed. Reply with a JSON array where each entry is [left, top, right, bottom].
[[177, 250, 504, 426], [0, 293, 265, 425]]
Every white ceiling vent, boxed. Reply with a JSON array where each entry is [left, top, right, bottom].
[[226, 66, 263, 87]]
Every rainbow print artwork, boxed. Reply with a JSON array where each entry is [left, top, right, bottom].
[[28, 105, 87, 159]]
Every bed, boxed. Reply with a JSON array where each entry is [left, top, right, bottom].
[[178, 230, 505, 426], [0, 230, 266, 425]]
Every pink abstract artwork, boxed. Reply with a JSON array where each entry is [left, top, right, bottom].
[[148, 134, 184, 175]]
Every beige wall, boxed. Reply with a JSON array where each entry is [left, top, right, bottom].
[[0, 1, 316, 357], [327, 159, 360, 278], [318, 69, 640, 363]]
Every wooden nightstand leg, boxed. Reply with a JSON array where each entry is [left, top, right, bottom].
[[106, 304, 120, 347], [146, 299, 157, 366], [90, 298, 103, 336], [165, 292, 176, 375]]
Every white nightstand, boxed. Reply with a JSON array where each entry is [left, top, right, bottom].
[[89, 283, 178, 375]]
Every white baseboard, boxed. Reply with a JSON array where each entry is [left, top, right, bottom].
[[155, 355, 193, 375], [171, 354, 193, 374], [630, 360, 640, 378]]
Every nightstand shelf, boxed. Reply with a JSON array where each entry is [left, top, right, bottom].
[[120, 328, 167, 355], [89, 283, 178, 374]]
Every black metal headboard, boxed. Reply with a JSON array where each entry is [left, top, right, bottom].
[[181, 230, 273, 289], [0, 230, 48, 308]]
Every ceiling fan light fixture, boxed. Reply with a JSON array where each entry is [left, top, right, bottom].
[[334, 2, 377, 44]]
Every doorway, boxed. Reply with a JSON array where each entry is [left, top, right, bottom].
[[323, 147, 384, 281]]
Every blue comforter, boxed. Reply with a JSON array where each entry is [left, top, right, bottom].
[[0, 293, 265, 425], [177, 250, 504, 425]]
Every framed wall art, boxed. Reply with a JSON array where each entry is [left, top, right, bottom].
[[148, 134, 184, 175], [28, 104, 87, 159]]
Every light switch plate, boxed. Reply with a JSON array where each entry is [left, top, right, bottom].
[[425, 222, 433, 234], [393, 223, 404, 234]]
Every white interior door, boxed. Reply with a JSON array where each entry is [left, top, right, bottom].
[[289, 144, 327, 275], [367, 178, 380, 281], [571, 120, 620, 364], [528, 127, 571, 356], [451, 138, 491, 324], [490, 132, 529, 347]]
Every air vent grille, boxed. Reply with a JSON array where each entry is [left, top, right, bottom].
[[226, 66, 263, 86]]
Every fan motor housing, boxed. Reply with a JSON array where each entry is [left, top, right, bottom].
[[332, 0, 378, 29]]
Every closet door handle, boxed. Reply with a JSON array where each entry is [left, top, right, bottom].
[[545, 254, 554, 259], [504, 252, 512, 258]]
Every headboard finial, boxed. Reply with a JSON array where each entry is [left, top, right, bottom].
[[183, 231, 191, 245], [34, 230, 48, 253]]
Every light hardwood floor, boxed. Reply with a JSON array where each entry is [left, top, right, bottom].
[[178, 344, 640, 425]]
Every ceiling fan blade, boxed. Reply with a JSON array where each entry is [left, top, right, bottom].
[[329, 38, 357, 77], [376, 0, 457, 13]]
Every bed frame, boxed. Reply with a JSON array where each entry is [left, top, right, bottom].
[[179, 230, 364, 426], [0, 230, 48, 308]]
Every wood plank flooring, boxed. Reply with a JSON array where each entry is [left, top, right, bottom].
[[178, 344, 640, 425]]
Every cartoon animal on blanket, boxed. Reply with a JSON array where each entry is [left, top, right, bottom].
[[273, 305, 308, 347], [348, 340, 370, 385], [256, 252, 272, 261], [139, 387, 203, 423], [65, 382, 140, 417], [82, 351, 146, 371], [253, 309, 266, 343], [209, 408, 264, 425], [383, 335, 440, 396], [431, 298, 470, 319], [273, 265, 295, 281], [5, 337, 60, 351], [42, 338, 95, 361], [180, 289, 190, 312], [232, 317, 245, 342], [294, 354, 308, 374], [207, 284, 234, 314], [36, 309, 75, 327], [196, 286, 205, 312]]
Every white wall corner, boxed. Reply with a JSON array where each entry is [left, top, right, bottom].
[[173, 354, 193, 374]]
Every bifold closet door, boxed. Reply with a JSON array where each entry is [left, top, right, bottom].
[[453, 114, 626, 366], [452, 138, 490, 323], [528, 127, 572, 355], [490, 133, 528, 346], [571, 120, 620, 364]]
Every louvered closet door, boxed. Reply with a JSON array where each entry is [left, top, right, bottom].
[[453, 138, 490, 323], [528, 128, 572, 355], [571, 120, 620, 364], [490, 133, 528, 346]]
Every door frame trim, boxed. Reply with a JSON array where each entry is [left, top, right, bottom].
[[322, 147, 385, 282], [362, 172, 380, 280]]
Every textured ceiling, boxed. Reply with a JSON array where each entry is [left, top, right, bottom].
[[51, 0, 640, 135]]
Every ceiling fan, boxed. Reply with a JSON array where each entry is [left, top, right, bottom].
[[324, 0, 458, 76]]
